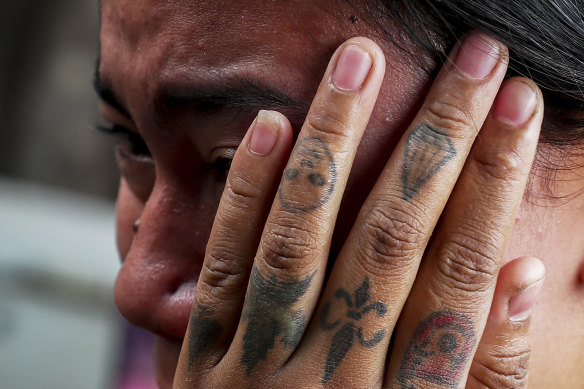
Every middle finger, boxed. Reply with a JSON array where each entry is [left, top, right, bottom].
[[294, 32, 508, 387]]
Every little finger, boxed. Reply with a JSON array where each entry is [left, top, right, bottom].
[[467, 256, 544, 389]]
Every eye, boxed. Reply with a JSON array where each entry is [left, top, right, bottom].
[[97, 124, 151, 159], [97, 124, 155, 201], [214, 157, 232, 173], [209, 148, 235, 179], [211, 156, 233, 181]]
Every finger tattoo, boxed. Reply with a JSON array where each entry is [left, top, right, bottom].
[[279, 137, 336, 213], [241, 267, 315, 375], [187, 307, 222, 370], [398, 310, 476, 389], [320, 278, 387, 384], [402, 125, 456, 201]]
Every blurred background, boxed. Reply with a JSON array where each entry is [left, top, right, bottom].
[[1, 1, 156, 388]]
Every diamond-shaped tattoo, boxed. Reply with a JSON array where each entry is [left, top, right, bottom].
[[402, 124, 456, 201]]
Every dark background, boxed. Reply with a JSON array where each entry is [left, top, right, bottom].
[[1, 0, 118, 198]]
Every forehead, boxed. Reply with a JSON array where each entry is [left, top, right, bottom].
[[99, 0, 370, 104]]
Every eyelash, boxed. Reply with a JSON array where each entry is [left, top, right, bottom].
[[96, 124, 233, 174], [97, 125, 151, 157]]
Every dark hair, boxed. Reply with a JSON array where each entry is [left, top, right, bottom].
[[351, 0, 584, 198], [363, 0, 584, 149]]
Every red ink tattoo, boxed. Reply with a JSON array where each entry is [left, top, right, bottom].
[[398, 310, 475, 388]]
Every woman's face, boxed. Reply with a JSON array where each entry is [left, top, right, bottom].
[[98, 0, 584, 387]]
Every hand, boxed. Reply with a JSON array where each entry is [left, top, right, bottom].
[[172, 32, 544, 388]]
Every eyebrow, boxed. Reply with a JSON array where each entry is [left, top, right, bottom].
[[93, 64, 310, 124]]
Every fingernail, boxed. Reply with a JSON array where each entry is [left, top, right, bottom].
[[248, 110, 280, 156], [332, 45, 372, 91], [494, 80, 538, 125], [455, 33, 501, 79], [508, 281, 543, 322]]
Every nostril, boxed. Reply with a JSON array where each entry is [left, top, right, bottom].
[[132, 219, 140, 233], [172, 279, 197, 302]]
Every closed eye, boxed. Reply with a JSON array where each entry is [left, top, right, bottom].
[[97, 125, 152, 158]]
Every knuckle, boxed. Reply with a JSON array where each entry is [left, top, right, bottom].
[[472, 347, 530, 388], [474, 147, 524, 184], [304, 110, 352, 140], [200, 249, 249, 300], [356, 203, 426, 277], [436, 231, 501, 293], [226, 171, 263, 202], [260, 215, 318, 273], [425, 93, 475, 136]]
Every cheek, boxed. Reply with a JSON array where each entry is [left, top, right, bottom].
[[116, 178, 144, 261]]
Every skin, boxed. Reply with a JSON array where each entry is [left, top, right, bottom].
[[97, 1, 584, 388]]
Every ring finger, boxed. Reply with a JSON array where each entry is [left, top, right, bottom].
[[386, 77, 543, 388]]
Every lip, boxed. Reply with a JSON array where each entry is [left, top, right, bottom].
[[154, 336, 183, 389]]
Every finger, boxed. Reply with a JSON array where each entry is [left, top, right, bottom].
[[222, 38, 386, 380], [386, 77, 543, 389], [467, 256, 544, 389], [294, 32, 508, 386], [174, 110, 293, 380]]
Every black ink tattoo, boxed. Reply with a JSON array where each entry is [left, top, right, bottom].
[[320, 278, 387, 383], [241, 267, 315, 375], [187, 307, 222, 371], [402, 124, 456, 201], [398, 310, 476, 389], [279, 136, 336, 213]]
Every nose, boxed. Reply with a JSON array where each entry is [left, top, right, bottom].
[[114, 178, 218, 340]]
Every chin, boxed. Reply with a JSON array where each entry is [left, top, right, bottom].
[[154, 337, 183, 389]]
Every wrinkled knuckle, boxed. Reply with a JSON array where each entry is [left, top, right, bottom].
[[425, 94, 474, 136], [357, 204, 425, 277], [260, 217, 318, 273], [474, 148, 524, 184], [474, 348, 530, 388], [436, 232, 500, 293], [304, 110, 352, 139], [201, 250, 248, 300], [226, 171, 263, 202]]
